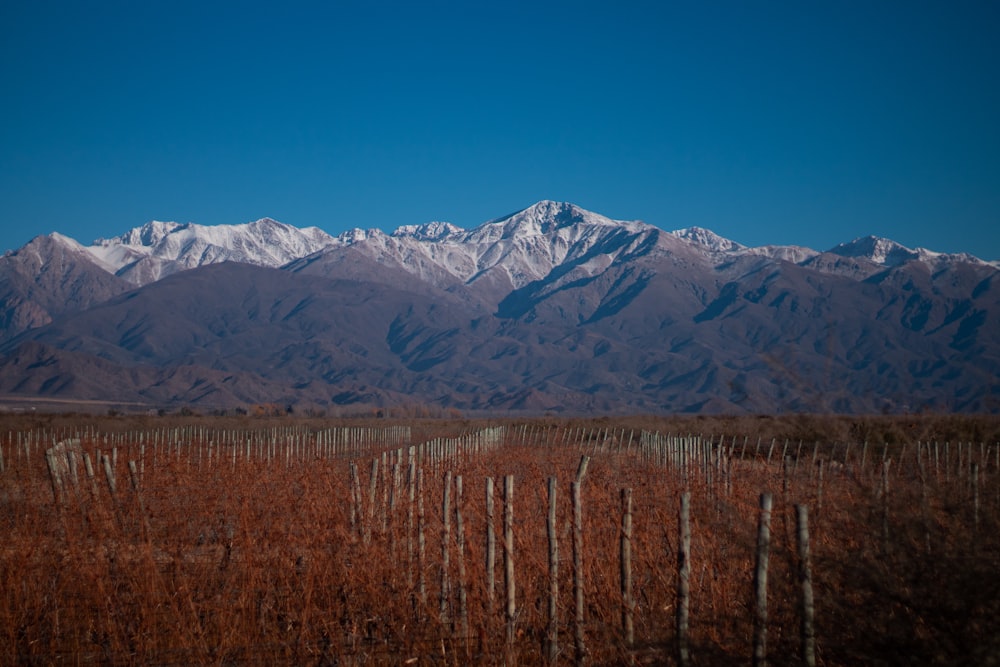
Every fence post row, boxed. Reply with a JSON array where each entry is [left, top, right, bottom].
[[11, 424, 1000, 664]]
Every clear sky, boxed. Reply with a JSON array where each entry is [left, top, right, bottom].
[[2, 1, 999, 259]]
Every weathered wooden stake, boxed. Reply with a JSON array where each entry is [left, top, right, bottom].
[[753, 493, 773, 667], [83, 452, 99, 499], [677, 491, 692, 667], [417, 467, 427, 613], [455, 475, 470, 653], [380, 452, 389, 534], [795, 505, 816, 667], [388, 462, 399, 559], [102, 453, 117, 497], [366, 457, 379, 544], [546, 476, 559, 664], [572, 479, 587, 665], [576, 455, 590, 484], [128, 460, 153, 541], [407, 461, 415, 590], [621, 488, 634, 649], [440, 470, 452, 626], [486, 476, 496, 618], [916, 444, 932, 553], [504, 474, 516, 664], [45, 449, 65, 506], [349, 462, 360, 537]]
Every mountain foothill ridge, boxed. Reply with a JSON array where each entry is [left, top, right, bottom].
[[1, 200, 997, 414]]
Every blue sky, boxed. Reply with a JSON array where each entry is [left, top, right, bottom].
[[2, 1, 999, 259]]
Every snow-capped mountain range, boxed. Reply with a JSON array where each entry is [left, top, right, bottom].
[[80, 218, 337, 285], [29, 200, 997, 288], [1, 201, 997, 414]]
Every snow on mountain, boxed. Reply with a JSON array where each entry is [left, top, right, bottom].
[[37, 232, 91, 258], [18, 202, 996, 294], [671, 226, 746, 253], [828, 235, 990, 270], [114, 220, 185, 247], [743, 244, 819, 264], [911, 247, 989, 268], [449, 202, 657, 287], [472, 201, 638, 241], [669, 226, 824, 265], [828, 236, 919, 267], [299, 201, 665, 291], [668, 227, 995, 271], [86, 217, 337, 284], [426, 202, 660, 287], [391, 221, 463, 242]]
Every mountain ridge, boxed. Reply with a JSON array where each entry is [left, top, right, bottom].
[[1, 201, 997, 414]]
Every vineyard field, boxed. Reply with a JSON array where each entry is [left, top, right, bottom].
[[1, 415, 998, 665]]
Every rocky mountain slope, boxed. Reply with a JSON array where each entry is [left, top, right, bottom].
[[1, 202, 997, 414]]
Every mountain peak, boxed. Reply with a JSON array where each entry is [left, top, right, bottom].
[[671, 226, 746, 253], [472, 201, 642, 244], [506, 200, 611, 227], [336, 227, 388, 244], [97, 220, 184, 248], [829, 235, 919, 267], [391, 221, 463, 241], [81, 217, 336, 285]]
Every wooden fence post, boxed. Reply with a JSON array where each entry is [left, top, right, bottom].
[[504, 474, 516, 664], [418, 467, 427, 613], [366, 458, 379, 544], [128, 460, 153, 541], [349, 462, 360, 538], [677, 491, 692, 667], [440, 470, 452, 627], [753, 493, 773, 667], [916, 443, 932, 554], [45, 449, 65, 506], [621, 488, 634, 650], [795, 505, 816, 667], [576, 455, 590, 484], [102, 453, 117, 497], [486, 477, 496, 620], [572, 479, 587, 665], [388, 462, 399, 559], [546, 476, 559, 664], [573, 452, 591, 661], [83, 452, 99, 500], [407, 461, 415, 590], [455, 475, 470, 654]]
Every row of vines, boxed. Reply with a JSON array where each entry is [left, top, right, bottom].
[[1, 421, 998, 665]]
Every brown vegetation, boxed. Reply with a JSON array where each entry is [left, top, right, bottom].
[[0, 415, 998, 664]]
